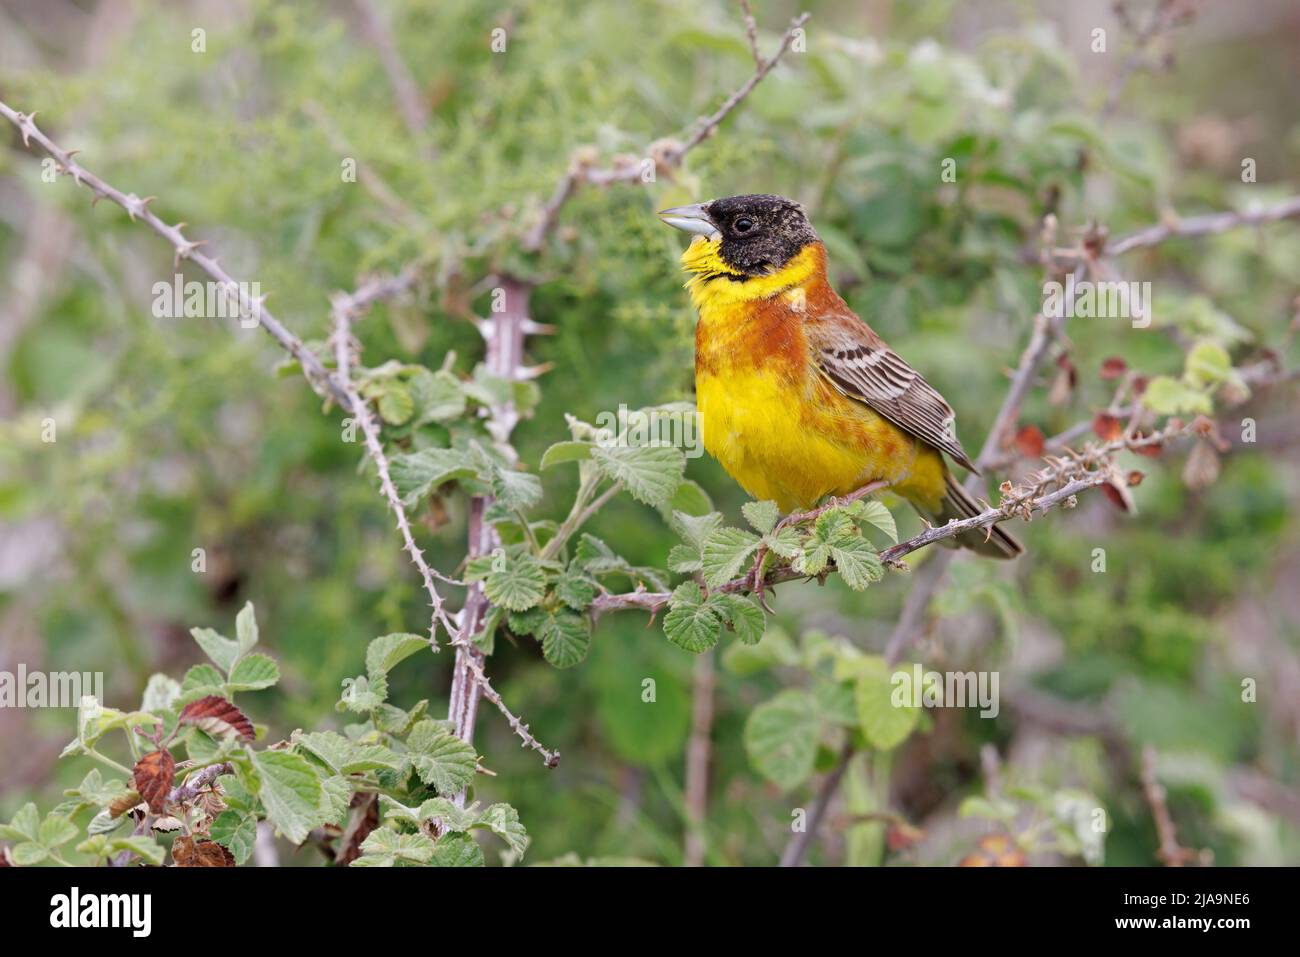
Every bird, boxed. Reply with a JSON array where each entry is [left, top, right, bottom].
[[658, 193, 1021, 559]]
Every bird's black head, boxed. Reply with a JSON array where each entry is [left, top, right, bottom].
[[659, 193, 819, 277]]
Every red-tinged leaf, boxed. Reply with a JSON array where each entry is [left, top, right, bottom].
[[179, 695, 255, 742], [1093, 413, 1123, 442], [1131, 375, 1150, 395], [109, 790, 143, 819], [1013, 425, 1045, 458], [1127, 470, 1146, 487], [1055, 352, 1078, 386], [133, 749, 176, 814], [172, 835, 235, 867], [1100, 356, 1127, 380], [1101, 481, 1134, 513]]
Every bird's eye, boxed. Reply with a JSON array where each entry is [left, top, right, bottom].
[[734, 217, 754, 233]]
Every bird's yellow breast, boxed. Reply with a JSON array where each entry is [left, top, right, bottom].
[[686, 239, 946, 513]]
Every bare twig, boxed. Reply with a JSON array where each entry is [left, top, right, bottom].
[[1108, 196, 1300, 255], [167, 762, 233, 804], [738, 0, 763, 68], [683, 649, 715, 867], [1140, 746, 1203, 866], [351, 0, 431, 150], [521, 10, 809, 251], [779, 741, 853, 867]]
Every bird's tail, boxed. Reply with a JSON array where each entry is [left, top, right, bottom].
[[923, 472, 1023, 560]]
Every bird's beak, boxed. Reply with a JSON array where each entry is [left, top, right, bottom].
[[658, 203, 720, 241]]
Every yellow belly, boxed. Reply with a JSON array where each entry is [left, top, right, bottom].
[[696, 366, 947, 514]]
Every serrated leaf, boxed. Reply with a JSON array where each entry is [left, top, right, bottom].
[[0, 803, 40, 843], [540, 612, 591, 668], [430, 832, 485, 867], [376, 383, 415, 424], [406, 721, 478, 796], [540, 440, 593, 469], [473, 803, 529, 856], [490, 466, 543, 511], [668, 479, 713, 516], [744, 690, 820, 790], [852, 500, 898, 543], [389, 447, 479, 506], [663, 582, 723, 653], [365, 633, 428, 680], [830, 539, 885, 590], [227, 653, 280, 692], [554, 569, 597, 611], [297, 731, 404, 774], [700, 526, 761, 588], [141, 674, 181, 713], [671, 510, 723, 549], [355, 826, 436, 866], [717, 594, 766, 644], [180, 663, 226, 701], [109, 836, 165, 866], [250, 750, 323, 845], [37, 814, 78, 848], [209, 810, 257, 865], [234, 601, 259, 658], [666, 543, 702, 573], [191, 627, 239, 675], [742, 500, 781, 535], [483, 552, 546, 611], [179, 695, 255, 742], [591, 443, 685, 506], [133, 749, 175, 814], [765, 524, 804, 558], [12, 842, 49, 865], [854, 657, 919, 750], [409, 368, 467, 424]]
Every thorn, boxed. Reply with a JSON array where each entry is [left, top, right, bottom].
[[520, 319, 556, 336], [515, 362, 554, 380]]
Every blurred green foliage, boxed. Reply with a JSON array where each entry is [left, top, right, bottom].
[[2, 0, 1298, 865]]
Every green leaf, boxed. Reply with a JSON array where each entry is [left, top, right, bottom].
[[234, 601, 259, 658], [700, 527, 761, 589], [854, 657, 919, 750], [406, 720, 478, 796], [226, 653, 280, 692], [430, 832, 485, 867], [389, 447, 479, 506], [190, 627, 239, 675], [591, 443, 685, 507], [671, 510, 723, 549], [109, 836, 165, 866], [0, 803, 40, 843], [209, 810, 257, 865], [1185, 340, 1233, 387], [741, 500, 781, 535], [355, 826, 436, 866], [38, 814, 78, 848], [716, 594, 766, 645], [11, 842, 49, 865], [555, 573, 597, 612], [250, 750, 323, 845], [376, 383, 415, 424], [366, 633, 428, 680], [540, 612, 591, 668], [744, 690, 821, 790], [829, 539, 885, 591], [1142, 375, 1212, 415], [409, 368, 467, 424], [851, 500, 898, 543], [666, 543, 702, 573], [663, 582, 723, 653], [141, 674, 181, 713], [180, 663, 225, 701], [668, 479, 713, 516], [473, 803, 529, 856], [490, 467, 543, 511], [297, 731, 404, 774], [483, 551, 547, 612], [540, 440, 593, 469]]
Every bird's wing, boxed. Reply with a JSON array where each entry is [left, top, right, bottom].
[[807, 309, 979, 473]]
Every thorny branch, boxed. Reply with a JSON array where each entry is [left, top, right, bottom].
[[0, 100, 350, 411], [0, 97, 560, 771], [521, 10, 810, 251]]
